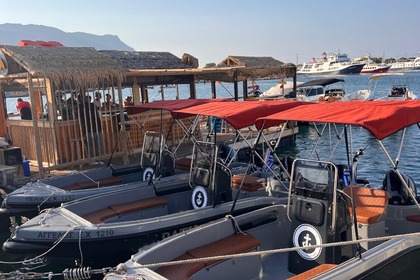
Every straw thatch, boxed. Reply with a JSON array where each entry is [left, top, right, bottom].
[[101, 50, 191, 70], [0, 45, 124, 85], [217, 56, 284, 67]]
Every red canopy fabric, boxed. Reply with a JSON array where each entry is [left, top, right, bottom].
[[125, 98, 229, 118], [255, 100, 420, 139], [173, 100, 306, 129]]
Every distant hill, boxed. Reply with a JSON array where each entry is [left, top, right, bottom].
[[0, 23, 135, 51]]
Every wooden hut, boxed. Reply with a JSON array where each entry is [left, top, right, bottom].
[[0, 46, 297, 178]]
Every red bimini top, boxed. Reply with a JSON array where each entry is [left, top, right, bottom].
[[255, 100, 420, 140]]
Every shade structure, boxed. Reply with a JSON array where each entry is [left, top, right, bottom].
[[125, 98, 229, 118], [255, 100, 420, 139], [173, 100, 307, 130]]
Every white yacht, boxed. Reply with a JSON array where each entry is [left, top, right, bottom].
[[298, 51, 365, 75]]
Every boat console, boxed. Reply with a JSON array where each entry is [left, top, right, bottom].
[[287, 159, 352, 274]]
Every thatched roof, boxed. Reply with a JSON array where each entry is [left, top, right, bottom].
[[217, 56, 284, 67], [100, 50, 191, 70], [0, 45, 124, 85]]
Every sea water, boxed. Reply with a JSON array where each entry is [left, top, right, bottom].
[[2, 72, 420, 276]]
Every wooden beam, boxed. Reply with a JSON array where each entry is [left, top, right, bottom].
[[27, 73, 44, 178]]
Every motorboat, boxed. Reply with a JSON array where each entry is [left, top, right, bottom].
[[389, 57, 420, 71], [354, 56, 391, 74], [257, 81, 304, 100], [103, 101, 420, 280], [297, 51, 365, 76], [342, 89, 374, 101], [0, 99, 228, 221], [353, 73, 417, 101], [2, 100, 306, 267], [360, 61, 391, 74], [295, 78, 345, 102]]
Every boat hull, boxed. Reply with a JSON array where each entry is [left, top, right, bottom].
[[298, 63, 364, 75], [2, 197, 284, 266]]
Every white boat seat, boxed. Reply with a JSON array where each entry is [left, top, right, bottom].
[[232, 174, 264, 192], [62, 176, 122, 191], [344, 186, 388, 224], [287, 263, 337, 280], [156, 233, 260, 280], [82, 196, 167, 224]]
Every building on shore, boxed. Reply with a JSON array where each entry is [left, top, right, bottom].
[[0, 45, 296, 179]]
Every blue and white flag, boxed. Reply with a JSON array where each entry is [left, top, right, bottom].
[[262, 150, 274, 172]]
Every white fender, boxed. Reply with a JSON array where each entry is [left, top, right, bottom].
[[191, 186, 208, 209], [142, 167, 155, 181]]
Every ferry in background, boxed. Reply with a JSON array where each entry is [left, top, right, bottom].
[[389, 57, 420, 71], [297, 51, 365, 75], [355, 56, 391, 74]]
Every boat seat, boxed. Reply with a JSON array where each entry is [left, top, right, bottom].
[[175, 157, 192, 171], [62, 176, 123, 191], [82, 196, 167, 224], [405, 215, 420, 223], [232, 174, 265, 192], [343, 185, 388, 224], [287, 263, 337, 280], [156, 233, 260, 280]]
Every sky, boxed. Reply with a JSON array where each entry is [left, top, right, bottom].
[[2, 0, 420, 67]]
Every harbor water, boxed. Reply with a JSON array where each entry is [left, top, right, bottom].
[[2, 72, 420, 277]]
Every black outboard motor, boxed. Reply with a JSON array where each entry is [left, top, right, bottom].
[[382, 169, 418, 205], [288, 160, 352, 275]]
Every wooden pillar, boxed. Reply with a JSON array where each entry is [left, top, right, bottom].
[[141, 84, 148, 103], [0, 87, 6, 137], [189, 78, 196, 99], [45, 79, 59, 162], [211, 80, 216, 99], [233, 70, 238, 101], [117, 79, 129, 164], [132, 77, 140, 105], [27, 73, 44, 178], [243, 80, 248, 100]]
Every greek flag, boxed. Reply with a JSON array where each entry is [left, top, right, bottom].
[[262, 150, 274, 172]]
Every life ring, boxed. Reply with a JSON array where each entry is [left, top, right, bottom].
[[191, 186, 208, 209], [142, 167, 155, 181]]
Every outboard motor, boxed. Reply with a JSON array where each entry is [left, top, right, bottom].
[[382, 169, 418, 205], [288, 159, 352, 275]]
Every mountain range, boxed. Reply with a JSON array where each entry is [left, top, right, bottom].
[[0, 23, 134, 51]]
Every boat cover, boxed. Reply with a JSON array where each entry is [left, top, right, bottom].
[[297, 78, 345, 88], [255, 100, 420, 140], [125, 98, 229, 118], [173, 100, 306, 129]]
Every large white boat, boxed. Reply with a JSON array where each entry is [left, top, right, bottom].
[[298, 51, 365, 75], [389, 57, 420, 71]]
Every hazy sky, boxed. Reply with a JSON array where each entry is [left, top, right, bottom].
[[2, 0, 420, 66]]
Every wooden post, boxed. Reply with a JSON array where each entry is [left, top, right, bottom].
[[117, 79, 129, 164], [243, 80, 248, 100], [45, 79, 59, 163], [27, 73, 44, 178], [132, 77, 140, 105], [0, 87, 6, 137], [211, 80, 216, 99], [189, 78, 196, 99], [234, 69, 238, 101], [141, 84, 148, 103]]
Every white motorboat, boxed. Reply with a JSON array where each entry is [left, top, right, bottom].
[[104, 101, 420, 280], [257, 81, 303, 100], [298, 51, 365, 75], [2, 100, 306, 267], [295, 78, 345, 102], [355, 73, 417, 101], [0, 99, 228, 220]]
